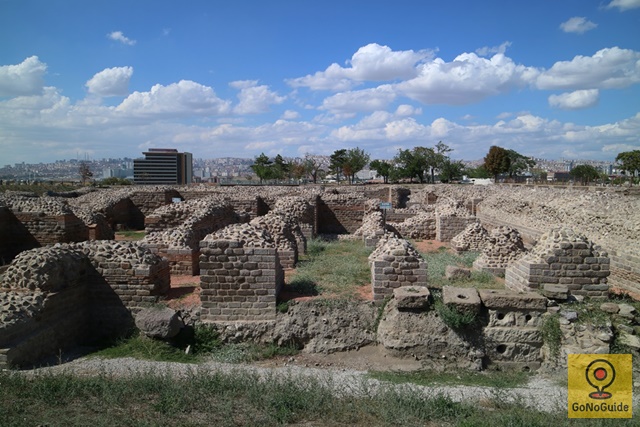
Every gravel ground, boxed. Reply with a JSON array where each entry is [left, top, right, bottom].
[[22, 356, 582, 414]]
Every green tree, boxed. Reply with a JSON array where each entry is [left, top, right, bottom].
[[466, 165, 491, 179], [101, 177, 131, 185], [506, 149, 536, 179], [369, 159, 393, 183], [570, 164, 601, 185], [272, 154, 289, 181], [329, 149, 348, 183], [250, 153, 273, 183], [616, 150, 640, 185], [483, 146, 510, 181], [439, 159, 464, 183], [393, 147, 432, 183], [342, 147, 370, 184], [431, 141, 453, 183]]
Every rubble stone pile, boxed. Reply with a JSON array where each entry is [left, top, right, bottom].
[[473, 226, 526, 276], [389, 211, 436, 240], [0, 193, 73, 215], [250, 212, 299, 268], [203, 223, 276, 248], [451, 222, 489, 253]]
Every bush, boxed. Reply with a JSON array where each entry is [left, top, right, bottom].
[[540, 314, 562, 359]]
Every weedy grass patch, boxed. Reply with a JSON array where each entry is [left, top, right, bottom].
[[417, 245, 502, 289], [368, 368, 532, 388]]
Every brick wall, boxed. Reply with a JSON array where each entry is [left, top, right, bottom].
[[435, 215, 477, 242], [199, 240, 284, 322]]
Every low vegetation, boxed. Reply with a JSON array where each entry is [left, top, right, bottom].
[[287, 238, 372, 298], [1, 368, 633, 426], [539, 313, 562, 359], [114, 230, 146, 241], [416, 245, 502, 289], [368, 368, 531, 388]]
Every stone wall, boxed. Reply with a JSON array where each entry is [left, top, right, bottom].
[[199, 224, 284, 322], [479, 289, 547, 371], [0, 241, 169, 367], [505, 228, 610, 299], [369, 237, 427, 302], [472, 226, 526, 276], [0, 206, 38, 263], [436, 215, 477, 242], [316, 194, 366, 234]]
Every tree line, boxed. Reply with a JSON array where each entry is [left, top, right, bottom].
[[250, 145, 640, 186]]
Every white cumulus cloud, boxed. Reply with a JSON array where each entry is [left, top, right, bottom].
[[549, 89, 599, 110], [606, 0, 640, 11], [287, 43, 432, 91], [108, 31, 136, 45], [536, 47, 640, 90], [397, 53, 540, 105], [0, 56, 47, 97], [320, 85, 397, 113], [231, 81, 286, 114], [116, 80, 231, 117], [560, 17, 598, 34], [85, 66, 133, 97]]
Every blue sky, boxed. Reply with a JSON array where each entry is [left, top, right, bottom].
[[1, 0, 639, 165]]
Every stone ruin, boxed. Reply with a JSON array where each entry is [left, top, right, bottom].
[[0, 183, 637, 370], [199, 223, 284, 322], [506, 228, 610, 300], [434, 198, 477, 242], [0, 241, 168, 367], [369, 236, 427, 302], [472, 226, 526, 276], [142, 197, 239, 275], [450, 221, 489, 253]]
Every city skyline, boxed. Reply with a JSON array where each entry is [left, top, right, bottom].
[[1, 0, 639, 165]]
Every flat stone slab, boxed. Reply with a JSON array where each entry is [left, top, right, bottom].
[[442, 286, 481, 314], [394, 286, 430, 310], [542, 284, 568, 300], [478, 289, 547, 311]]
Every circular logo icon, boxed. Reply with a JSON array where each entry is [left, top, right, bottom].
[[585, 359, 616, 399]]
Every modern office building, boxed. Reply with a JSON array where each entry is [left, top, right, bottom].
[[133, 149, 193, 185]]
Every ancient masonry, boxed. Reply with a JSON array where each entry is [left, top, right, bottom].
[[435, 199, 477, 242], [199, 223, 284, 322], [369, 236, 427, 302], [472, 226, 526, 276], [0, 241, 169, 367], [142, 197, 238, 275], [505, 228, 610, 300], [479, 289, 547, 371]]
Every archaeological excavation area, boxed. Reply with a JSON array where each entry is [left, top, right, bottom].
[[1, 183, 639, 371]]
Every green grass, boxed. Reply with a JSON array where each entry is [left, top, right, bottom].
[[91, 327, 298, 365], [1, 369, 634, 426], [287, 238, 372, 298], [368, 368, 532, 388], [540, 314, 563, 359], [416, 245, 502, 289], [114, 230, 146, 241]]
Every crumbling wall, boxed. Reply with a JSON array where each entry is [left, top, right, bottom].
[[451, 221, 489, 253], [435, 199, 476, 242], [369, 236, 427, 302], [199, 224, 283, 322], [0, 241, 169, 367], [505, 228, 610, 299], [473, 226, 526, 276]]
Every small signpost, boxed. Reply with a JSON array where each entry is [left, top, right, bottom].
[[379, 202, 392, 229]]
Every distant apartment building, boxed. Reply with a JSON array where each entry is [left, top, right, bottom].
[[133, 149, 193, 185]]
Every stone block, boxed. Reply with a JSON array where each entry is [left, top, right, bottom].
[[442, 286, 481, 314], [542, 284, 568, 301], [479, 289, 547, 311], [393, 286, 430, 309], [445, 265, 472, 280]]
